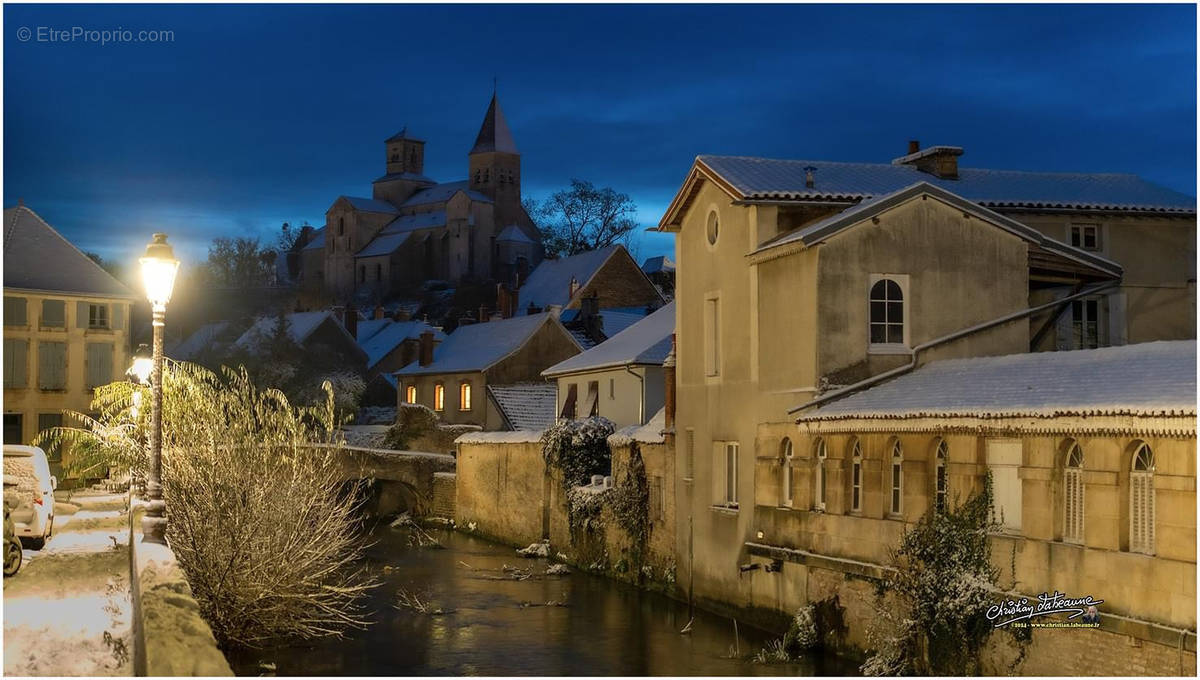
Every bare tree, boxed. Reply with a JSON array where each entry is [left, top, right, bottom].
[[527, 179, 641, 257], [201, 237, 275, 288]]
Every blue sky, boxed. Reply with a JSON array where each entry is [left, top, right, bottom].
[[4, 3, 1195, 270]]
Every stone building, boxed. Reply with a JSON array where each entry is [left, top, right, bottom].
[[3, 205, 136, 476], [656, 146, 1196, 673], [512, 244, 664, 317], [299, 94, 544, 305]]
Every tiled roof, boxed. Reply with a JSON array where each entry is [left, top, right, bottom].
[[641, 255, 675, 274], [470, 94, 519, 155], [401, 181, 492, 207], [544, 302, 675, 376], [497, 224, 534, 244], [396, 312, 572, 376], [383, 211, 449, 233], [488, 383, 558, 431], [695, 155, 1196, 214], [340, 196, 400, 214], [234, 311, 354, 352], [302, 226, 326, 251], [797, 341, 1196, 421], [3, 205, 137, 298], [517, 245, 622, 314], [358, 320, 444, 369]]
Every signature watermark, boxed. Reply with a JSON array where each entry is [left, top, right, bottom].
[[987, 591, 1104, 628], [17, 26, 175, 45]]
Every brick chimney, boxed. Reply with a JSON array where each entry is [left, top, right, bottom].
[[419, 330, 435, 367], [895, 141, 963, 180], [663, 333, 676, 432], [344, 303, 358, 339], [567, 275, 581, 301]]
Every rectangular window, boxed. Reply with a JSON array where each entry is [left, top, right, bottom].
[[1072, 299, 1101, 349], [37, 413, 63, 461], [684, 428, 695, 480], [4, 296, 27, 326], [3, 413, 22, 445], [713, 441, 738, 507], [40, 299, 65, 328], [405, 385, 417, 404], [459, 382, 472, 411], [986, 439, 1023, 532], [852, 461, 862, 512], [85, 342, 114, 389], [4, 339, 29, 388], [38, 342, 67, 390], [560, 383, 578, 419], [704, 296, 721, 377], [434, 384, 445, 411], [88, 303, 109, 329], [1070, 224, 1101, 252], [609, 378, 615, 400], [890, 462, 902, 514]]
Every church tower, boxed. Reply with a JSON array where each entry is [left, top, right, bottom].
[[468, 94, 523, 227], [374, 128, 433, 205]]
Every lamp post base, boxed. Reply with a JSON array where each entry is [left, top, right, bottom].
[[141, 509, 167, 545]]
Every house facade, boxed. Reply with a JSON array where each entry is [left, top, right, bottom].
[[3, 205, 136, 476]]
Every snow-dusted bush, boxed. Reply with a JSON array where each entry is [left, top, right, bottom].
[[783, 604, 819, 655], [541, 416, 615, 489]]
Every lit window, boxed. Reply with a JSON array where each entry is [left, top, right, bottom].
[[780, 438, 794, 507], [813, 438, 827, 511], [889, 440, 903, 516], [459, 382, 472, 411], [1063, 441, 1084, 543], [935, 439, 949, 513], [850, 439, 862, 513], [869, 278, 904, 346], [1130, 442, 1155, 555], [1070, 224, 1101, 251], [434, 384, 444, 411], [405, 385, 417, 404]]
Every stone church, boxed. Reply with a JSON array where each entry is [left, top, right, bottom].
[[300, 94, 544, 304]]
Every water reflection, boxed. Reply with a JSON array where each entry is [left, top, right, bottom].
[[228, 525, 858, 676]]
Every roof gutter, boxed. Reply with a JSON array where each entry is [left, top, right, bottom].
[[788, 280, 1121, 417]]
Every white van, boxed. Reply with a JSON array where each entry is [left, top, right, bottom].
[[3, 445, 56, 549]]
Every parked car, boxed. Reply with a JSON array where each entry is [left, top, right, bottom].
[[2, 445, 56, 549]]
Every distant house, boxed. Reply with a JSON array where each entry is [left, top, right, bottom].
[[395, 312, 581, 429], [234, 311, 367, 368], [486, 382, 558, 431], [641, 255, 675, 299], [3, 205, 137, 476], [515, 244, 663, 316], [543, 301, 675, 427], [169, 320, 233, 362], [356, 318, 444, 379]]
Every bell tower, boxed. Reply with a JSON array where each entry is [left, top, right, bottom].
[[468, 94, 522, 225], [385, 128, 425, 176]]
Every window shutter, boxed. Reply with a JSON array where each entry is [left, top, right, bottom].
[[4, 340, 28, 387], [111, 303, 124, 330], [86, 343, 114, 388], [711, 442, 724, 504], [77, 302, 89, 329], [4, 297, 27, 326], [41, 300, 65, 328]]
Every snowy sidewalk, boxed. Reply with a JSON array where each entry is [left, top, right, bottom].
[[3, 490, 133, 676]]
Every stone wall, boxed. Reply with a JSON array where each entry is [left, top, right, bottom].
[[431, 472, 457, 519]]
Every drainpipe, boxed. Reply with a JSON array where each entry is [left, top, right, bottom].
[[788, 280, 1120, 415], [625, 364, 645, 424]]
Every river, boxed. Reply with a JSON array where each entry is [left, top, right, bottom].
[[227, 524, 860, 676]]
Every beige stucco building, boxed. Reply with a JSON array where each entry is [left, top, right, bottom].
[[3, 205, 136, 477]]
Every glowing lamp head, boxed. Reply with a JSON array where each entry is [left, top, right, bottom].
[[127, 343, 153, 386], [139, 233, 179, 309]]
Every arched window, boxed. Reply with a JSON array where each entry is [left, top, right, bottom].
[[780, 438, 794, 507], [1130, 442, 1155, 555], [1063, 441, 1084, 543], [849, 438, 863, 513], [869, 278, 904, 345], [934, 439, 949, 513], [338, 216, 345, 236], [813, 438, 828, 511], [405, 385, 417, 404], [459, 382, 472, 411], [889, 439, 903, 516], [434, 383, 445, 412]]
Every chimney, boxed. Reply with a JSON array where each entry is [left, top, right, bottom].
[[908, 140, 920, 155], [344, 303, 358, 339], [895, 142, 963, 180], [527, 301, 543, 315], [419, 330, 435, 367], [567, 275, 580, 301], [804, 166, 816, 188], [580, 293, 602, 343], [374, 304, 385, 320], [663, 333, 676, 432], [478, 305, 488, 323]]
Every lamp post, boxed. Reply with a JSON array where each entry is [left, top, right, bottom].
[[139, 234, 179, 545]]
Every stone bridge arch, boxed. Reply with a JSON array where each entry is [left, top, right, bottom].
[[306, 445, 455, 517]]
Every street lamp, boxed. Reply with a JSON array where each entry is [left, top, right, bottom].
[[126, 344, 151, 497], [139, 234, 179, 545]]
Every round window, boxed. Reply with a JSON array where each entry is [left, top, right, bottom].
[[706, 210, 719, 245]]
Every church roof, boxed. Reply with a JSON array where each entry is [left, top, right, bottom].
[[355, 231, 411, 258], [373, 172, 436, 184], [401, 181, 492, 207], [339, 196, 400, 214], [470, 94, 519, 155], [385, 127, 424, 143], [302, 226, 326, 251], [3, 205, 136, 298], [382, 211, 449, 234], [496, 224, 534, 244]]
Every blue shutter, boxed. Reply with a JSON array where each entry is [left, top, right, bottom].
[[77, 302, 89, 329], [111, 303, 124, 330], [4, 297, 27, 326], [4, 340, 28, 387], [41, 300, 65, 328]]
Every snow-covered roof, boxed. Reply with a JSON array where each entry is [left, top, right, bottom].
[[302, 226, 326, 251], [384, 211, 449, 233], [457, 430, 544, 444], [751, 182, 1122, 278], [642, 255, 675, 274], [355, 231, 410, 258], [401, 181, 492, 208], [544, 302, 675, 377], [234, 311, 353, 351], [496, 224, 534, 244], [488, 383, 558, 431], [663, 155, 1196, 227], [355, 318, 392, 343], [395, 312, 573, 376], [796, 341, 1196, 422], [890, 145, 964, 165], [559, 307, 650, 341], [373, 171, 436, 185], [170, 321, 232, 361], [517, 245, 623, 314], [610, 407, 667, 446], [3, 205, 137, 298], [339, 196, 400, 214], [470, 94, 519, 154], [358, 320, 444, 369]]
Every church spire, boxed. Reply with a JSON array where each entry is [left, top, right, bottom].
[[470, 93, 518, 155]]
